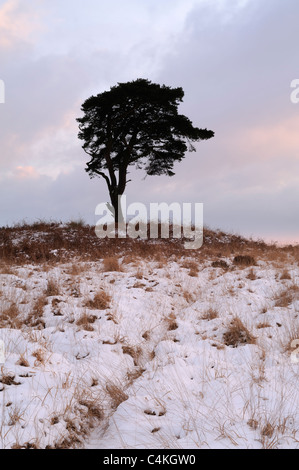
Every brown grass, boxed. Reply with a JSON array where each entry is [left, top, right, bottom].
[[0, 373, 21, 386], [165, 312, 178, 331], [0, 264, 16, 275], [0, 303, 21, 328], [281, 325, 299, 356], [223, 317, 256, 347], [32, 349, 45, 365], [274, 284, 299, 307], [201, 308, 218, 321], [76, 312, 97, 331], [280, 270, 292, 280], [121, 344, 142, 366], [85, 290, 111, 310], [126, 367, 145, 385], [26, 295, 47, 328], [181, 259, 199, 277], [16, 354, 30, 367], [0, 222, 297, 270], [256, 321, 271, 329], [247, 268, 257, 280], [233, 255, 256, 267], [78, 399, 103, 422], [65, 263, 87, 276], [211, 260, 229, 269], [45, 278, 60, 297], [8, 406, 24, 426], [106, 381, 129, 409], [134, 267, 144, 279], [261, 422, 275, 438], [102, 257, 122, 272], [183, 290, 195, 304]]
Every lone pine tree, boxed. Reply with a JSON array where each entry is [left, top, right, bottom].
[[77, 78, 214, 222]]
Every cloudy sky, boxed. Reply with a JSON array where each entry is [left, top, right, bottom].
[[0, 0, 298, 243]]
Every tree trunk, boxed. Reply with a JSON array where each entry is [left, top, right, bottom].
[[109, 187, 124, 225]]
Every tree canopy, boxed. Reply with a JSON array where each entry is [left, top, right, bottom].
[[77, 78, 214, 221]]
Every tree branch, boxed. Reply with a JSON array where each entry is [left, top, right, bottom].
[[92, 169, 111, 190]]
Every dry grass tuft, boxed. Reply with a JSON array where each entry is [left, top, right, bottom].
[[233, 255, 256, 267], [274, 283, 299, 308], [106, 381, 129, 409], [76, 312, 97, 331], [135, 268, 144, 279], [181, 259, 199, 277], [66, 218, 86, 229], [247, 268, 257, 280], [126, 367, 145, 385], [85, 290, 111, 310], [32, 349, 45, 365], [183, 290, 195, 304], [0, 373, 21, 386], [211, 260, 229, 269], [16, 354, 30, 367], [78, 399, 103, 422], [0, 264, 16, 275], [281, 325, 299, 356], [65, 263, 87, 276], [26, 295, 47, 328], [201, 308, 218, 321], [261, 422, 275, 438], [223, 317, 256, 348], [8, 406, 24, 426], [256, 321, 271, 329], [280, 270, 292, 280], [122, 344, 142, 366], [102, 257, 122, 272], [45, 278, 60, 297], [165, 312, 178, 331], [0, 303, 21, 328]]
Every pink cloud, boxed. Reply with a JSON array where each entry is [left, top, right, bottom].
[[15, 165, 40, 179], [236, 115, 299, 160], [0, 0, 42, 48]]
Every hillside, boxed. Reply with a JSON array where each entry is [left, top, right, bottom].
[[0, 222, 298, 449]]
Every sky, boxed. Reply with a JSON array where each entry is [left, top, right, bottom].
[[0, 0, 298, 244]]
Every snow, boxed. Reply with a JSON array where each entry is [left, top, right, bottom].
[[0, 252, 298, 449]]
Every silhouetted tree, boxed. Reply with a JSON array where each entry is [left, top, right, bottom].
[[77, 78, 214, 222]]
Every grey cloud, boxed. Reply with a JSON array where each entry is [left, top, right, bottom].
[[0, 0, 298, 244]]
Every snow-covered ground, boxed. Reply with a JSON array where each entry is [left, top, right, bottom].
[[0, 230, 298, 449]]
